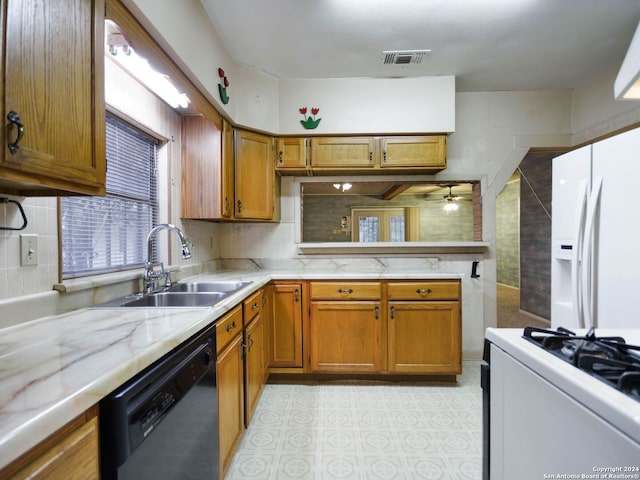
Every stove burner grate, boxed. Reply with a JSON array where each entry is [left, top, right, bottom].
[[523, 326, 640, 402]]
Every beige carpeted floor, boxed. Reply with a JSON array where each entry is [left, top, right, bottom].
[[496, 283, 550, 329]]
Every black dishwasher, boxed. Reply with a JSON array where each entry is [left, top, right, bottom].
[[100, 324, 219, 480]]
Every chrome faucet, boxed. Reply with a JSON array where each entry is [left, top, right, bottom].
[[144, 223, 192, 293]]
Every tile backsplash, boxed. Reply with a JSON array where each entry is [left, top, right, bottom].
[[0, 197, 59, 300]]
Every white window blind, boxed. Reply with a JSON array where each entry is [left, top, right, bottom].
[[61, 116, 159, 277]]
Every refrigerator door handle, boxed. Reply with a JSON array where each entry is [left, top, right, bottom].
[[582, 176, 603, 329], [571, 180, 588, 328]]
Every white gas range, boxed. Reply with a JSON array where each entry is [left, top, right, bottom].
[[483, 327, 640, 480]]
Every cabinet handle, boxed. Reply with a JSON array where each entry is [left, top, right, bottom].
[[7, 111, 24, 154], [224, 197, 229, 212], [337, 288, 353, 294], [279, 151, 283, 163], [416, 288, 432, 295], [368, 151, 373, 162], [383, 150, 387, 162], [237, 200, 243, 213], [390, 305, 395, 320], [226, 320, 237, 332], [251, 301, 259, 310], [374, 306, 379, 320], [294, 288, 299, 302]]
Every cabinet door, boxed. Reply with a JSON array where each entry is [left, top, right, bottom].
[[309, 301, 382, 373], [271, 283, 303, 368], [388, 301, 461, 374], [276, 137, 307, 170], [310, 137, 376, 168], [244, 314, 264, 426], [380, 136, 446, 169], [234, 129, 275, 219], [221, 119, 235, 218], [181, 115, 222, 219], [2, 408, 99, 480], [217, 334, 245, 479], [0, 0, 106, 196]]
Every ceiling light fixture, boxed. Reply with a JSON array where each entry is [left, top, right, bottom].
[[333, 182, 352, 192], [106, 31, 191, 109], [444, 199, 459, 212]]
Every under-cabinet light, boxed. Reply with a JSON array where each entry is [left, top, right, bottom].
[[107, 32, 190, 109]]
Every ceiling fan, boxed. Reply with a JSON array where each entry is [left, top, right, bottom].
[[443, 184, 470, 202], [441, 184, 471, 212]]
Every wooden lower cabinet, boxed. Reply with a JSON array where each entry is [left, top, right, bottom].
[[1, 407, 99, 480], [309, 301, 383, 372], [217, 326, 245, 479], [388, 301, 461, 373], [297, 279, 461, 376], [387, 281, 462, 374], [244, 306, 265, 426], [270, 283, 303, 368]]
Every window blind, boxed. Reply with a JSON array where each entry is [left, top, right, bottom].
[[61, 116, 159, 277]]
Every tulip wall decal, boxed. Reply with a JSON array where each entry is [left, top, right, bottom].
[[299, 107, 321, 129], [218, 68, 230, 104]]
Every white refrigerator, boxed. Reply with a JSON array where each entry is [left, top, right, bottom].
[[551, 126, 640, 329]]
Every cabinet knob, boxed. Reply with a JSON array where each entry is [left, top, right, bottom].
[[7, 111, 24, 154]]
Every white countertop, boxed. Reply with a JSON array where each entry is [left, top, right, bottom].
[[0, 269, 462, 470]]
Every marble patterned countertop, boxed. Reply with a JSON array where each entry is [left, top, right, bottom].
[[0, 269, 462, 470]]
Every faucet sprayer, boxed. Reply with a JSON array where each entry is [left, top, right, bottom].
[[144, 223, 191, 293]]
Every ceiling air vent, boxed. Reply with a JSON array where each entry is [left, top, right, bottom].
[[383, 50, 431, 65]]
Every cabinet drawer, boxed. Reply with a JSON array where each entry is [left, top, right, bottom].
[[243, 290, 263, 325], [216, 306, 243, 354], [310, 282, 381, 300], [387, 281, 460, 301]]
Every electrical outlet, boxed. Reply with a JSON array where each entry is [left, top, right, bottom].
[[20, 234, 38, 266]]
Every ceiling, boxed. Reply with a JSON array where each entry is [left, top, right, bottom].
[[199, 0, 640, 92]]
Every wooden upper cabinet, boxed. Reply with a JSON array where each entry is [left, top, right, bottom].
[[276, 137, 307, 171], [380, 135, 446, 169], [310, 137, 376, 168], [0, 0, 106, 196], [181, 114, 223, 219], [234, 129, 276, 220], [180, 115, 233, 220], [297, 135, 447, 174]]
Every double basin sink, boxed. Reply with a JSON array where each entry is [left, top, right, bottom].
[[92, 280, 252, 308]]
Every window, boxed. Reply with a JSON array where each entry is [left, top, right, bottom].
[[61, 116, 159, 277], [351, 207, 419, 242]]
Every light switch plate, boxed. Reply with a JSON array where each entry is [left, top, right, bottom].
[[20, 234, 38, 266]]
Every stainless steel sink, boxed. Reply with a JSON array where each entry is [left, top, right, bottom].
[[168, 281, 251, 293], [89, 280, 252, 308], [121, 292, 227, 308]]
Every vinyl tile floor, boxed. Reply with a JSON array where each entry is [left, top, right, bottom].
[[226, 361, 482, 480]]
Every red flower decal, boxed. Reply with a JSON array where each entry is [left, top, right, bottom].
[[224, 77, 229, 87], [299, 107, 307, 114], [218, 68, 225, 78], [311, 108, 320, 115]]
